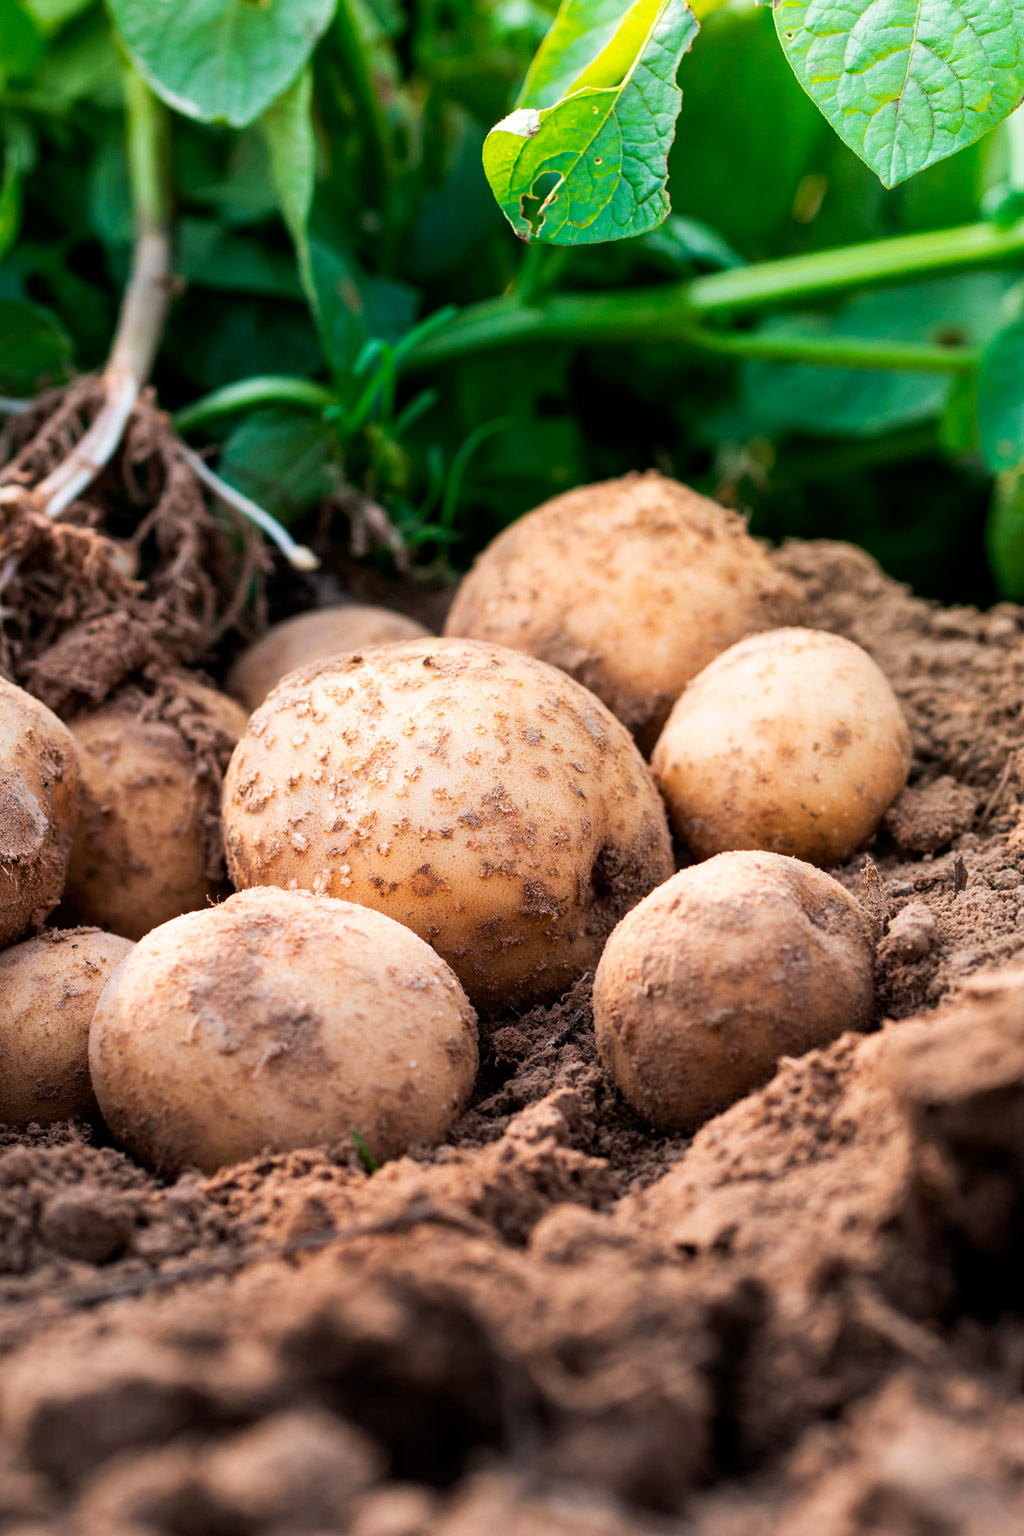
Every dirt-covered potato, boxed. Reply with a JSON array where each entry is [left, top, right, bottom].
[[0, 928, 134, 1127], [228, 605, 430, 713], [223, 637, 673, 1010], [0, 678, 80, 948], [594, 851, 875, 1131], [89, 887, 478, 1173], [443, 471, 801, 750], [652, 627, 912, 866], [64, 682, 248, 941]]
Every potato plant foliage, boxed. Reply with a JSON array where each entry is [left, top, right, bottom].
[[4, 0, 1024, 601]]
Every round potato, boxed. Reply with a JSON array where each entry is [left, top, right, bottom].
[[443, 472, 801, 751], [594, 851, 875, 1131], [223, 638, 673, 1010], [64, 682, 248, 941], [0, 677, 80, 948], [0, 928, 134, 1127], [89, 887, 478, 1173], [228, 605, 430, 713], [652, 627, 912, 866]]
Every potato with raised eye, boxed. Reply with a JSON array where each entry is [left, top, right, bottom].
[[63, 681, 248, 941], [0, 677, 80, 949], [228, 605, 430, 713], [651, 627, 912, 866], [0, 928, 134, 1127], [89, 887, 478, 1173], [594, 851, 875, 1132], [223, 637, 673, 1011], [443, 471, 801, 751]]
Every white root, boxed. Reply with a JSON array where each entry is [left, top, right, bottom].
[[177, 444, 319, 572]]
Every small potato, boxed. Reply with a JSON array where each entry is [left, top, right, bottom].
[[0, 928, 134, 1127], [228, 605, 430, 713], [64, 682, 248, 941], [652, 627, 912, 866], [444, 471, 801, 750], [0, 677, 80, 948], [89, 887, 478, 1173], [223, 638, 673, 1011], [594, 851, 875, 1131]]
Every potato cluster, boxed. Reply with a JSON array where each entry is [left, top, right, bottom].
[[228, 605, 430, 712], [223, 637, 674, 1010], [89, 887, 478, 1173], [64, 681, 248, 940], [594, 851, 875, 1131], [652, 627, 912, 866], [0, 678, 80, 947], [444, 471, 802, 750]]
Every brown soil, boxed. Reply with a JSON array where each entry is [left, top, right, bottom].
[[4, 538, 1024, 1534]]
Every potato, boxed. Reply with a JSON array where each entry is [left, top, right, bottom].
[[228, 605, 430, 713], [0, 677, 80, 948], [89, 887, 478, 1173], [64, 682, 248, 941], [443, 471, 801, 751], [652, 627, 912, 866], [223, 637, 673, 1010], [593, 851, 875, 1131], [0, 928, 133, 1127]]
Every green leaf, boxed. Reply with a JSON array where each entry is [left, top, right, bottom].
[[0, 146, 23, 263], [978, 317, 1024, 471], [260, 66, 316, 303], [0, 0, 43, 84], [219, 408, 334, 522], [107, 0, 338, 128], [23, 0, 92, 29], [775, 0, 1024, 189], [310, 236, 418, 379], [483, 0, 698, 244], [177, 219, 304, 299], [987, 467, 1024, 598], [0, 297, 71, 395], [518, 0, 627, 109]]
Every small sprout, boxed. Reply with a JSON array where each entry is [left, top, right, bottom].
[[351, 1128, 379, 1173]]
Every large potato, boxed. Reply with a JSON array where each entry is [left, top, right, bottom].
[[652, 627, 912, 866], [228, 605, 430, 713], [223, 638, 673, 1010], [0, 928, 133, 1127], [89, 887, 478, 1173], [0, 677, 80, 948], [594, 851, 875, 1131], [64, 682, 248, 941], [443, 472, 801, 750]]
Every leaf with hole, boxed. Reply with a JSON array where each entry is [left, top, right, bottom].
[[483, 0, 698, 244], [107, 0, 338, 128], [775, 0, 1024, 188]]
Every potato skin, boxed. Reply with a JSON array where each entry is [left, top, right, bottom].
[[223, 638, 674, 1010], [0, 928, 133, 1127], [0, 678, 80, 948], [228, 606, 430, 713], [89, 887, 478, 1173], [652, 627, 912, 866], [443, 472, 801, 751], [64, 684, 248, 941], [593, 851, 875, 1132]]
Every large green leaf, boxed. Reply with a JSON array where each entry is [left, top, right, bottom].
[[484, 0, 698, 244], [0, 297, 71, 395], [0, 0, 42, 84], [977, 317, 1024, 472], [107, 0, 338, 128], [775, 0, 1024, 189], [261, 67, 316, 301]]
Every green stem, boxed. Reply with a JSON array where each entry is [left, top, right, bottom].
[[683, 325, 977, 373], [124, 63, 171, 239], [333, 0, 392, 190], [175, 376, 337, 433], [408, 215, 1024, 369]]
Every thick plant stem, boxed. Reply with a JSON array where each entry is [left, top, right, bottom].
[[176, 377, 337, 433], [36, 68, 171, 518], [408, 215, 1024, 369]]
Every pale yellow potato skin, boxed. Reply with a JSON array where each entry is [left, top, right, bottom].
[[593, 851, 875, 1132], [89, 887, 479, 1173], [223, 638, 674, 1011], [64, 684, 248, 942], [228, 606, 430, 713], [0, 678, 80, 948], [652, 627, 912, 866], [0, 928, 134, 1127], [443, 472, 801, 751]]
